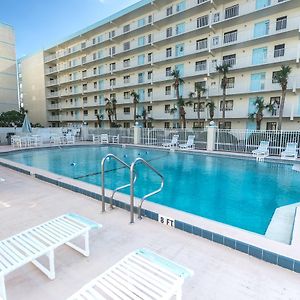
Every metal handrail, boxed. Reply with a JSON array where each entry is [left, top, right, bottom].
[[130, 157, 164, 223], [101, 154, 136, 212]]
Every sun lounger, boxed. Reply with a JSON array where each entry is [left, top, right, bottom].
[[252, 140, 269, 160], [100, 134, 109, 144], [162, 135, 179, 148], [281, 142, 298, 160], [179, 135, 195, 149], [0, 213, 101, 300], [67, 248, 193, 300], [92, 134, 101, 143]]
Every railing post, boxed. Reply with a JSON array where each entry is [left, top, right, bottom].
[[101, 159, 106, 212], [206, 121, 217, 151], [130, 163, 135, 224]]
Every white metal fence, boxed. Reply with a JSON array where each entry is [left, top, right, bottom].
[[216, 129, 300, 156], [88, 128, 134, 144]]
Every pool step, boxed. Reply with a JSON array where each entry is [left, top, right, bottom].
[[265, 202, 300, 244]]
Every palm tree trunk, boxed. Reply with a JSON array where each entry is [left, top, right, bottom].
[[197, 98, 200, 124], [108, 115, 112, 128], [176, 84, 181, 128], [222, 87, 226, 129], [278, 88, 286, 131], [133, 102, 137, 125], [182, 111, 186, 129]]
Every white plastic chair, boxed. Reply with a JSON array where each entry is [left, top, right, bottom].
[[179, 135, 195, 149], [0, 213, 101, 300], [67, 248, 193, 300], [100, 134, 109, 144], [111, 134, 119, 144], [162, 135, 179, 148], [281, 142, 298, 160], [252, 141, 270, 160], [92, 134, 100, 143]]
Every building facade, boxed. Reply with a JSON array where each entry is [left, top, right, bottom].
[[22, 0, 300, 130], [0, 22, 18, 113]]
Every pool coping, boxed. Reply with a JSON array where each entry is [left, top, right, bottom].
[[1, 144, 300, 274]]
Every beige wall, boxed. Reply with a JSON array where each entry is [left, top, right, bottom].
[[20, 51, 47, 126], [0, 23, 18, 112]]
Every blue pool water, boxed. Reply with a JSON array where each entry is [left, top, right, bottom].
[[2, 146, 300, 234]]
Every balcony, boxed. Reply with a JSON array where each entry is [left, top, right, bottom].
[[46, 91, 59, 98], [46, 79, 58, 87], [45, 66, 58, 75], [44, 53, 57, 63], [47, 103, 59, 110], [48, 115, 60, 122]]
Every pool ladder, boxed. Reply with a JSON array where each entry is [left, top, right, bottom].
[[101, 154, 164, 223]]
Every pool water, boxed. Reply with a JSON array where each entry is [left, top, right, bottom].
[[2, 146, 300, 234]]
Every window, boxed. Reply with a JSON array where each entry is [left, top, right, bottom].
[[123, 42, 130, 51], [175, 44, 184, 57], [256, 0, 271, 10], [196, 38, 208, 50], [109, 63, 116, 71], [148, 34, 152, 44], [166, 48, 172, 57], [175, 23, 185, 35], [138, 36, 145, 47], [270, 96, 280, 115], [147, 105, 152, 112], [266, 122, 277, 130], [148, 15, 153, 24], [194, 102, 205, 112], [165, 86, 171, 95], [195, 81, 206, 90], [223, 54, 236, 66], [176, 1, 185, 12], [224, 122, 232, 129], [148, 53, 153, 62], [225, 4, 239, 19], [193, 121, 204, 129], [94, 109, 98, 115], [197, 15, 209, 28], [93, 67, 97, 75], [124, 76, 130, 84], [166, 27, 173, 38], [220, 100, 234, 111], [166, 6, 173, 16], [276, 16, 287, 30], [272, 71, 280, 83], [224, 30, 238, 44], [93, 82, 97, 89], [124, 122, 130, 128], [195, 60, 207, 71], [138, 18, 145, 27], [94, 95, 98, 102], [123, 59, 130, 68], [123, 24, 130, 33], [109, 46, 116, 56], [83, 97, 87, 104], [147, 71, 153, 80], [124, 107, 130, 114], [82, 84, 87, 91], [166, 67, 172, 77], [274, 44, 285, 57], [82, 70, 87, 78], [254, 20, 269, 38], [250, 72, 266, 91], [138, 54, 145, 65], [109, 30, 115, 39], [165, 104, 171, 113], [124, 91, 130, 99], [164, 122, 170, 129], [252, 47, 267, 65], [110, 78, 116, 87], [83, 110, 88, 116], [147, 88, 153, 98], [138, 73, 145, 83], [227, 77, 235, 89]]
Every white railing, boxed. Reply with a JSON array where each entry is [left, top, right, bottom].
[[88, 128, 134, 144], [216, 129, 300, 156]]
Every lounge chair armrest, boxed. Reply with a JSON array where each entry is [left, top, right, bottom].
[[67, 213, 102, 229]]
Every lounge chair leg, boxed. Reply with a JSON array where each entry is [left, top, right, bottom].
[[0, 275, 7, 300], [32, 250, 55, 280], [66, 231, 90, 257]]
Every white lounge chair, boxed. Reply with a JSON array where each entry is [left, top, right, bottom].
[[67, 248, 193, 300], [162, 134, 179, 148], [92, 134, 101, 143], [66, 134, 75, 144], [100, 134, 109, 144], [0, 213, 101, 300], [111, 134, 119, 144], [179, 135, 195, 149], [281, 142, 298, 160], [252, 140, 269, 160], [11, 136, 21, 148]]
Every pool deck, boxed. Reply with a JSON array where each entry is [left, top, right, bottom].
[[1, 163, 300, 299]]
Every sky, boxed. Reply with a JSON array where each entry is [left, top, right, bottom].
[[0, 0, 140, 59]]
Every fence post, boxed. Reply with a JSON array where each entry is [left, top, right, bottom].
[[206, 122, 217, 151], [133, 125, 142, 145], [81, 124, 89, 141]]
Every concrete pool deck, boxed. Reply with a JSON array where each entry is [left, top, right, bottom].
[[1, 165, 300, 299]]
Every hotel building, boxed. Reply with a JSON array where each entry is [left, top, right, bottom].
[[0, 22, 18, 113], [20, 0, 300, 130]]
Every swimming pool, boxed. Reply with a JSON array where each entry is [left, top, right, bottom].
[[2, 145, 300, 234]]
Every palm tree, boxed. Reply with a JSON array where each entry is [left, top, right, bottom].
[[189, 84, 207, 125], [130, 90, 140, 125], [274, 65, 292, 130], [104, 98, 114, 128], [96, 113, 104, 128], [111, 98, 117, 122], [171, 69, 185, 128], [206, 101, 216, 121], [248, 97, 275, 130], [216, 62, 232, 128]]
